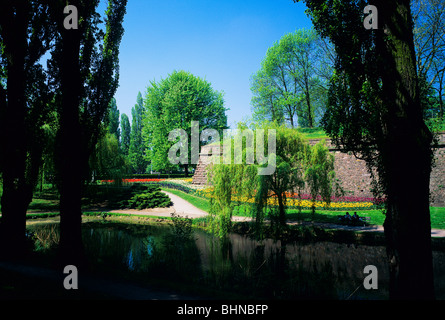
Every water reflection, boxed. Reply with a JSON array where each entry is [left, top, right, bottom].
[[27, 222, 445, 299]]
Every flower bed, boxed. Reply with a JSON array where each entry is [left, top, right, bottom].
[[99, 178, 166, 184], [196, 187, 384, 210]]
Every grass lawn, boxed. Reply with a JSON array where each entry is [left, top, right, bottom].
[[431, 207, 445, 229], [28, 198, 60, 212], [296, 127, 330, 140]]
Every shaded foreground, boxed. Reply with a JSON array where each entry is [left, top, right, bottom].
[[2, 218, 445, 300]]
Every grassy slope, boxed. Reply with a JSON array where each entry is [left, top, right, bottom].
[[297, 127, 329, 140]]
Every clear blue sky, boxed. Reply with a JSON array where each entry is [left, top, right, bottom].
[[112, 0, 313, 128]]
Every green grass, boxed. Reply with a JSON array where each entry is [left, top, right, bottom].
[[286, 208, 385, 226], [295, 122, 445, 140], [431, 207, 445, 229], [296, 127, 330, 140], [28, 198, 60, 212]]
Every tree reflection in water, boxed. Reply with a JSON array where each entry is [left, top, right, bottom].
[[27, 222, 445, 299]]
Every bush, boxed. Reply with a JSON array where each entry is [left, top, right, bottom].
[[126, 186, 173, 210]]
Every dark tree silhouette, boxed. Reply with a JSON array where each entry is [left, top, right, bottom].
[[0, 0, 54, 259], [297, 0, 435, 299]]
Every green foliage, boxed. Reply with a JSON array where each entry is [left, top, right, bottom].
[[413, 0, 445, 120], [129, 92, 148, 174], [91, 129, 129, 185], [251, 28, 331, 128], [208, 122, 339, 238], [296, 127, 329, 139], [169, 213, 194, 240], [127, 192, 172, 210], [107, 98, 120, 141], [126, 185, 172, 210], [304, 140, 338, 213], [208, 164, 247, 238], [143, 70, 228, 173], [120, 113, 131, 156], [426, 117, 445, 134], [254, 123, 308, 231]]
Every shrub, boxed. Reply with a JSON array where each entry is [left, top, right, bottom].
[[126, 186, 173, 210]]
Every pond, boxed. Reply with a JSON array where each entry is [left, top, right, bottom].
[[27, 221, 445, 299]]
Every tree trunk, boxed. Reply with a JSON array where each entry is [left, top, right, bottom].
[[0, 180, 32, 258], [438, 75, 444, 119], [58, 22, 86, 268], [184, 164, 189, 177], [276, 193, 286, 228], [304, 80, 314, 128], [377, 0, 435, 299], [0, 3, 32, 259]]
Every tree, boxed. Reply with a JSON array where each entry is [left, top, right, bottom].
[[306, 140, 340, 213], [412, 0, 445, 119], [120, 113, 131, 156], [91, 128, 128, 184], [208, 122, 337, 237], [254, 124, 308, 230], [298, 0, 435, 299], [251, 29, 331, 128], [108, 98, 120, 141], [48, 0, 127, 266], [0, 0, 55, 258], [143, 70, 228, 176], [129, 92, 148, 173]]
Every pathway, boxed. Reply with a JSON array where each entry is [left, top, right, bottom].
[[107, 191, 208, 219]]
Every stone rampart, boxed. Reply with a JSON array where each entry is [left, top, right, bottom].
[[192, 133, 445, 207]]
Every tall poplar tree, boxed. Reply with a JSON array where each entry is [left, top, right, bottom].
[[108, 98, 120, 141], [128, 92, 147, 173], [120, 113, 131, 156], [48, 0, 127, 265], [0, 0, 54, 258]]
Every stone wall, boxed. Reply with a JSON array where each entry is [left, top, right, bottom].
[[192, 133, 445, 207]]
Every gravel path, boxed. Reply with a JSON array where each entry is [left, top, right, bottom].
[[107, 191, 208, 219]]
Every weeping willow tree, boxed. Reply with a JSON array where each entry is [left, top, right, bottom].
[[304, 140, 338, 214], [208, 122, 338, 238]]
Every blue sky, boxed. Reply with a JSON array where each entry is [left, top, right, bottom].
[[112, 0, 313, 128]]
